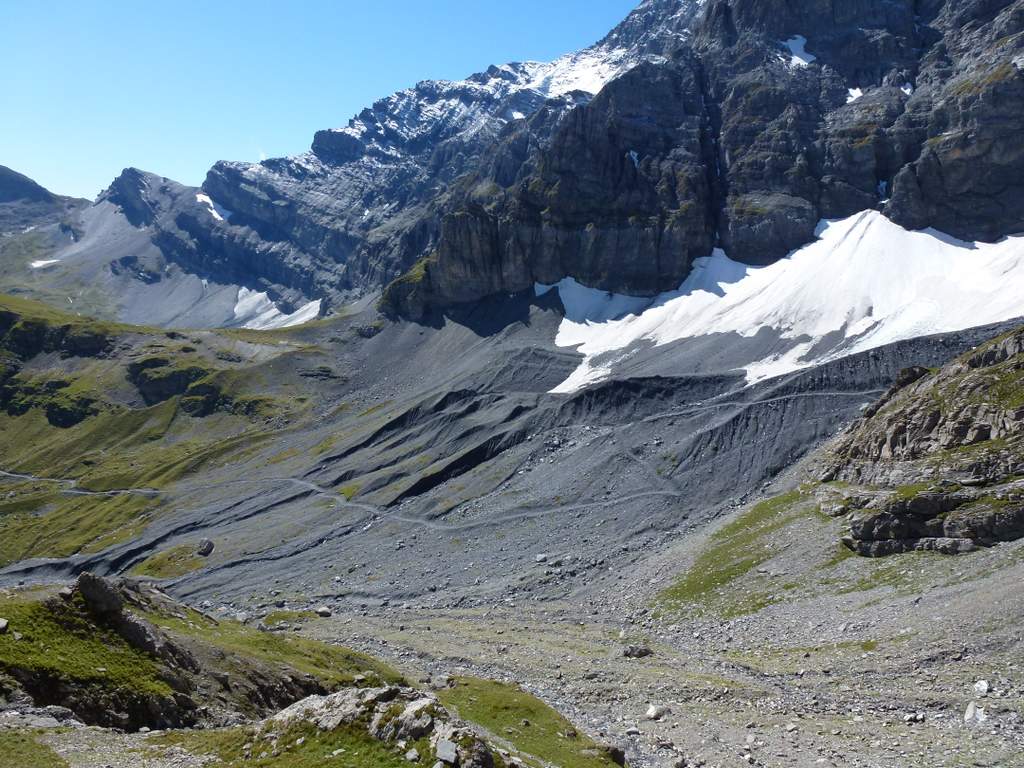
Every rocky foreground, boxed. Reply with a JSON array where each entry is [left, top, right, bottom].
[[0, 574, 624, 768]]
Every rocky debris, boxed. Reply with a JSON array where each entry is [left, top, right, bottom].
[[272, 685, 507, 768], [196, 539, 214, 557]]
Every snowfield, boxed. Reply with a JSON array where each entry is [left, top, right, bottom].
[[538, 210, 1024, 393], [233, 287, 321, 330]]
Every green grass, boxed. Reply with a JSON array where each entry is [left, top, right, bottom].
[[0, 493, 159, 567], [154, 722, 415, 768], [0, 730, 69, 768], [0, 593, 173, 699], [438, 677, 618, 768], [129, 544, 205, 579], [339, 483, 361, 500], [657, 490, 809, 617], [143, 606, 402, 689]]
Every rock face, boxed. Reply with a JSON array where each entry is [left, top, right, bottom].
[[821, 326, 1024, 555], [23, 1, 1023, 325], [382, 0, 1024, 316]]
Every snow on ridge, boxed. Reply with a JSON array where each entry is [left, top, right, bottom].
[[539, 210, 1024, 393], [29, 259, 60, 269], [233, 287, 321, 330], [196, 192, 233, 222], [846, 88, 864, 103], [522, 46, 635, 98]]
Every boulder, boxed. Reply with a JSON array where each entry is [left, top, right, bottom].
[[76, 573, 124, 615]]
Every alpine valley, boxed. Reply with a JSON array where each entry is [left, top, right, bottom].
[[2, 2, 1024, 767]]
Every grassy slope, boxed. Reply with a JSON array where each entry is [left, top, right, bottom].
[[0, 294, 307, 566], [142, 604, 402, 689], [0, 730, 68, 768], [439, 677, 618, 768], [156, 722, 414, 768], [0, 592, 174, 700]]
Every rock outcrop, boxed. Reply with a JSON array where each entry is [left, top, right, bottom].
[[821, 326, 1024, 555]]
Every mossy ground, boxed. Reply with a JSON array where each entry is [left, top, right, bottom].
[[0, 729, 68, 768], [0, 592, 173, 700], [438, 676, 618, 768], [129, 543, 204, 579], [657, 490, 813, 617], [154, 721, 414, 768], [144, 606, 402, 689]]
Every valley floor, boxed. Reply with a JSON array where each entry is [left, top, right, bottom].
[[309, 482, 1024, 768]]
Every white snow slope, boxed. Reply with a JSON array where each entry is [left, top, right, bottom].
[[233, 288, 322, 330], [538, 210, 1024, 393]]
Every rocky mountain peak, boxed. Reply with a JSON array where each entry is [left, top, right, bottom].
[[0, 165, 54, 204]]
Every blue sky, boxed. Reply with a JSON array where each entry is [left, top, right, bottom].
[[1, 0, 638, 199]]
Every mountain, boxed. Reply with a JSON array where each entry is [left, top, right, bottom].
[[3, 2, 1024, 766], [9, 0, 1022, 334]]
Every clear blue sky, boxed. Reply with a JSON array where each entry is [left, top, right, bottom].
[[1, 0, 638, 199]]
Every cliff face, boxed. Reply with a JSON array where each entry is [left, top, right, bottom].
[[13, 1, 1024, 326], [384, 0, 1024, 317]]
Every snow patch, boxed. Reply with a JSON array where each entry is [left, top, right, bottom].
[[846, 88, 864, 103], [196, 192, 233, 222], [629, 150, 640, 168], [901, 82, 915, 95], [540, 210, 1024, 392], [29, 259, 60, 269], [782, 35, 816, 68], [233, 288, 321, 330]]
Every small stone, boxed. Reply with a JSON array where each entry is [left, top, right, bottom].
[[646, 704, 668, 721], [405, 748, 420, 762], [964, 701, 987, 724], [314, 605, 333, 617], [785, 723, 798, 733], [0, 618, 8, 635], [622, 645, 653, 659], [196, 539, 215, 557], [973, 680, 990, 696]]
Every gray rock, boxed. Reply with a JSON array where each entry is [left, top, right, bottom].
[[76, 572, 123, 615], [196, 539, 215, 557], [436, 738, 459, 764]]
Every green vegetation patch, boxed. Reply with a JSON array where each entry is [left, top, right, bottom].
[[130, 544, 204, 579], [155, 721, 414, 768], [0, 730, 69, 768], [144, 607, 402, 689], [0, 593, 173, 699], [0, 493, 158, 567], [657, 490, 810, 617], [439, 676, 618, 768]]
